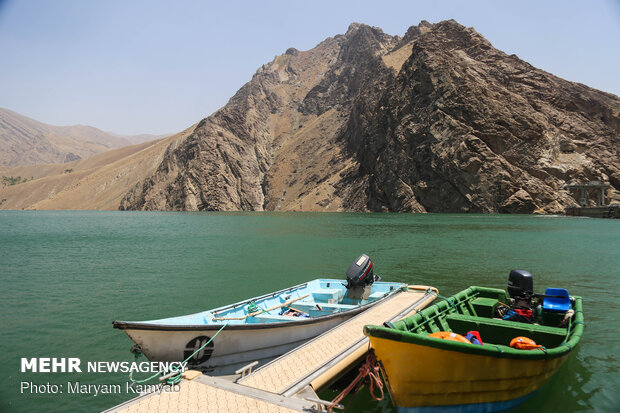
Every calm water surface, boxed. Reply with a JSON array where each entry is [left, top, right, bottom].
[[0, 211, 618, 412]]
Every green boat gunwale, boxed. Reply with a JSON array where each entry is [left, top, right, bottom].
[[364, 286, 584, 360]]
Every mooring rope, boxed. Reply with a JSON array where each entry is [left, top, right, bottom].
[[128, 322, 228, 386], [328, 350, 384, 412]]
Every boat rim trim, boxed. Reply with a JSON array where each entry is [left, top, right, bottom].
[[113, 285, 404, 331]]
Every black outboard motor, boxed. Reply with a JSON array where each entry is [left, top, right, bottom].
[[346, 254, 376, 289], [507, 269, 534, 307], [508, 270, 533, 299]]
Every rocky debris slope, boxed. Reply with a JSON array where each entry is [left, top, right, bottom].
[[121, 20, 620, 213]]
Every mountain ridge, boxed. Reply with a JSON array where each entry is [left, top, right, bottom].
[[120, 19, 620, 213], [0, 107, 164, 168], [1, 20, 618, 212]]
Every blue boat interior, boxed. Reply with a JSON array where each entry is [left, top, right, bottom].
[[135, 279, 406, 326]]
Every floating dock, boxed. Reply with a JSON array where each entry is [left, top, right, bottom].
[[104, 286, 437, 412]]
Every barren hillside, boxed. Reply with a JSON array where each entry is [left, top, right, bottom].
[[0, 108, 162, 168], [0, 126, 193, 210]]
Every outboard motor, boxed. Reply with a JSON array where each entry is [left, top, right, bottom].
[[346, 254, 376, 289], [508, 270, 533, 300], [507, 269, 534, 308]]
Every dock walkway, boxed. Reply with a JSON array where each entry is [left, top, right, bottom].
[[105, 287, 436, 413]]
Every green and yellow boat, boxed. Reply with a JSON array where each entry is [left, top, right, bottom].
[[364, 272, 584, 412]]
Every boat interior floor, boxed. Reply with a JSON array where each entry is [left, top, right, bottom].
[[403, 291, 571, 349], [443, 314, 568, 348]]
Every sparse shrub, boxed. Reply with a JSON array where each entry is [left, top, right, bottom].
[[1, 176, 30, 186]]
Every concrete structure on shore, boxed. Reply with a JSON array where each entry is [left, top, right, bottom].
[[564, 181, 610, 207], [564, 181, 618, 218]]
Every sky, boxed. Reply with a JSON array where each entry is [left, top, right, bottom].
[[0, 0, 619, 136]]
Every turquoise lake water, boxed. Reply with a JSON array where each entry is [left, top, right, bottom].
[[0, 211, 618, 412]]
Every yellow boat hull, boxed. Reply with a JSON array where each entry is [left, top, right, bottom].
[[370, 336, 568, 409]]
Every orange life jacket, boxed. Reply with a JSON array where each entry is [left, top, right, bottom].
[[510, 336, 543, 350], [428, 331, 471, 344]]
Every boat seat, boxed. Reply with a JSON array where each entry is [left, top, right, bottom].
[[369, 291, 388, 301], [543, 288, 571, 313], [283, 302, 357, 314], [317, 303, 357, 310], [311, 289, 343, 303], [445, 314, 567, 347], [303, 303, 357, 312], [250, 314, 303, 323]]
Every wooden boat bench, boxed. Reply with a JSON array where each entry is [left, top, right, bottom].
[[444, 314, 568, 347]]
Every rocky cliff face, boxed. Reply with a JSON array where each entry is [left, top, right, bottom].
[[120, 20, 620, 213]]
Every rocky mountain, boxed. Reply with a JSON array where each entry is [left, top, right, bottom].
[[0, 108, 161, 168], [6, 20, 617, 213], [120, 20, 620, 213]]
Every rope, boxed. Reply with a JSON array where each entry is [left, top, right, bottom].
[[328, 350, 384, 412], [128, 323, 228, 386], [419, 312, 428, 324], [212, 294, 310, 321], [247, 301, 261, 314]]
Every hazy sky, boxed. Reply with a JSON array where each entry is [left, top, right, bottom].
[[0, 0, 619, 135]]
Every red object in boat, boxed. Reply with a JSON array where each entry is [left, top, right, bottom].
[[514, 308, 533, 318]]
